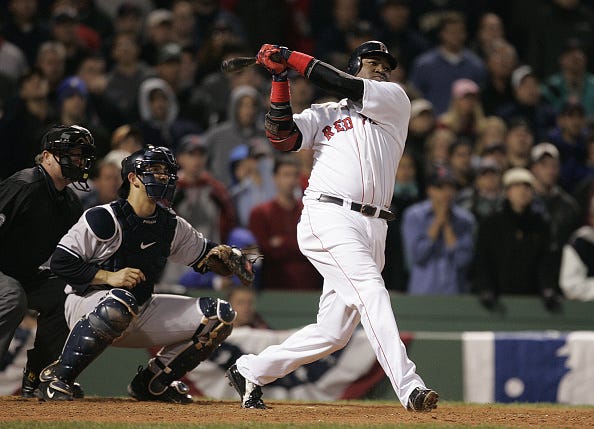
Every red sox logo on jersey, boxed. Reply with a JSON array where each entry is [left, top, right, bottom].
[[321, 115, 377, 141]]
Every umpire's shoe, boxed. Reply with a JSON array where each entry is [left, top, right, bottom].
[[407, 387, 439, 412], [21, 368, 39, 398], [128, 367, 193, 404], [225, 364, 268, 409]]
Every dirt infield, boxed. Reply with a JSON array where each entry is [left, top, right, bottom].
[[1, 396, 593, 428]]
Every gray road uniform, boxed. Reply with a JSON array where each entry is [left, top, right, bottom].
[[42, 198, 235, 403]]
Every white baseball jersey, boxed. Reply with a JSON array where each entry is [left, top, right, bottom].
[[294, 79, 411, 208]]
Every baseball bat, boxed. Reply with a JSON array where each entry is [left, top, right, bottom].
[[220, 53, 283, 73]]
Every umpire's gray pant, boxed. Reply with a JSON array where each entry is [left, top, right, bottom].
[[0, 271, 27, 364]]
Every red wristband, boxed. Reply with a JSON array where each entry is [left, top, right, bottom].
[[270, 80, 290, 103], [287, 51, 314, 76]]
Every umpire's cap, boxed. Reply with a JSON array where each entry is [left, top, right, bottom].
[[346, 41, 398, 76]]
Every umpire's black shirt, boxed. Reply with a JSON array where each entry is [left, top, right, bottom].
[[0, 166, 82, 284]]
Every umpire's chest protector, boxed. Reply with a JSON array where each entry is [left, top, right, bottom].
[[105, 199, 177, 304]]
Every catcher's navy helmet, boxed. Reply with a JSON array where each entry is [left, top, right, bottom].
[[42, 125, 96, 190], [120, 145, 179, 206], [346, 41, 398, 76]]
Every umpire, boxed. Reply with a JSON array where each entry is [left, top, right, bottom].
[[0, 125, 96, 396]]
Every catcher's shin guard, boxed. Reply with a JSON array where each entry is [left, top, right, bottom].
[[44, 289, 138, 384], [141, 297, 236, 396]]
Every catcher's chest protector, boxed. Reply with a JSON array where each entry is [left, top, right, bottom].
[[103, 199, 177, 304]]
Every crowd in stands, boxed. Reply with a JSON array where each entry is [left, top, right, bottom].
[[1, 0, 594, 307]]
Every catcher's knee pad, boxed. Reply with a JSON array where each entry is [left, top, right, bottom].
[[89, 288, 138, 339], [51, 289, 138, 384], [145, 298, 235, 395]]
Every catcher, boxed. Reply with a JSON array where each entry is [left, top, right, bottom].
[[37, 145, 253, 402]]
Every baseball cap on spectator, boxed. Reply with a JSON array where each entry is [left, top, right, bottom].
[[428, 164, 456, 187], [117, 2, 143, 18], [452, 78, 479, 99], [111, 124, 142, 149], [411, 99, 433, 118], [531, 142, 559, 163], [476, 158, 501, 175], [507, 116, 531, 132], [502, 167, 536, 188], [227, 227, 257, 249], [57, 76, 88, 105], [562, 38, 585, 54], [157, 43, 182, 64], [511, 65, 536, 90], [52, 7, 78, 24], [177, 134, 207, 155], [147, 9, 173, 27]]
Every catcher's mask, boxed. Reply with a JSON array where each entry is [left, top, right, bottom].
[[42, 125, 96, 191], [120, 145, 179, 207], [346, 40, 398, 76]]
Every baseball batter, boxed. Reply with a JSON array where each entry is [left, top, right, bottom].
[[226, 41, 439, 412], [37, 146, 252, 403]]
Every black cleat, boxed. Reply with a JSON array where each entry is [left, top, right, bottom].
[[407, 387, 439, 412], [39, 379, 74, 401], [225, 364, 267, 409], [21, 368, 39, 398], [128, 367, 193, 404], [39, 361, 85, 399]]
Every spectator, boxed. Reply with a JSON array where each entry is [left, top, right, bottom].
[[35, 41, 66, 100], [171, 0, 196, 47], [456, 158, 503, 223], [402, 165, 476, 295], [504, 117, 534, 169], [3, 0, 50, 67], [205, 84, 268, 187], [74, 0, 114, 42], [191, 0, 245, 51], [470, 13, 505, 61], [423, 128, 455, 177], [481, 141, 508, 172], [448, 139, 474, 193], [289, 75, 315, 115], [547, 100, 590, 193], [173, 134, 236, 245], [104, 31, 151, 123], [475, 116, 507, 159], [80, 158, 122, 209], [0, 31, 28, 83], [438, 78, 486, 143], [475, 168, 560, 311], [136, 77, 198, 150], [383, 150, 423, 291], [496, 65, 557, 141], [406, 98, 436, 177], [0, 68, 55, 179], [559, 196, 594, 301], [376, 0, 431, 70], [50, 7, 91, 76], [140, 9, 175, 66], [103, 124, 144, 167], [229, 144, 276, 228], [409, 11, 486, 115], [226, 286, 270, 329], [248, 155, 322, 291], [153, 43, 183, 94], [56, 75, 110, 157], [530, 142, 582, 292], [542, 38, 594, 117], [572, 132, 594, 223], [480, 39, 518, 116]]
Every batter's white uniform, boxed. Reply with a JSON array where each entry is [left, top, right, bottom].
[[236, 79, 427, 407]]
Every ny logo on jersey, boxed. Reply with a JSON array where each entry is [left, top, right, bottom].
[[322, 117, 353, 141]]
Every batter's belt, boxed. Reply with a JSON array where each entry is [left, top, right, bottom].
[[317, 194, 396, 221]]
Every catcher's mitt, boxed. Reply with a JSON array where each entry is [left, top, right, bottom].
[[197, 245, 254, 286]]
